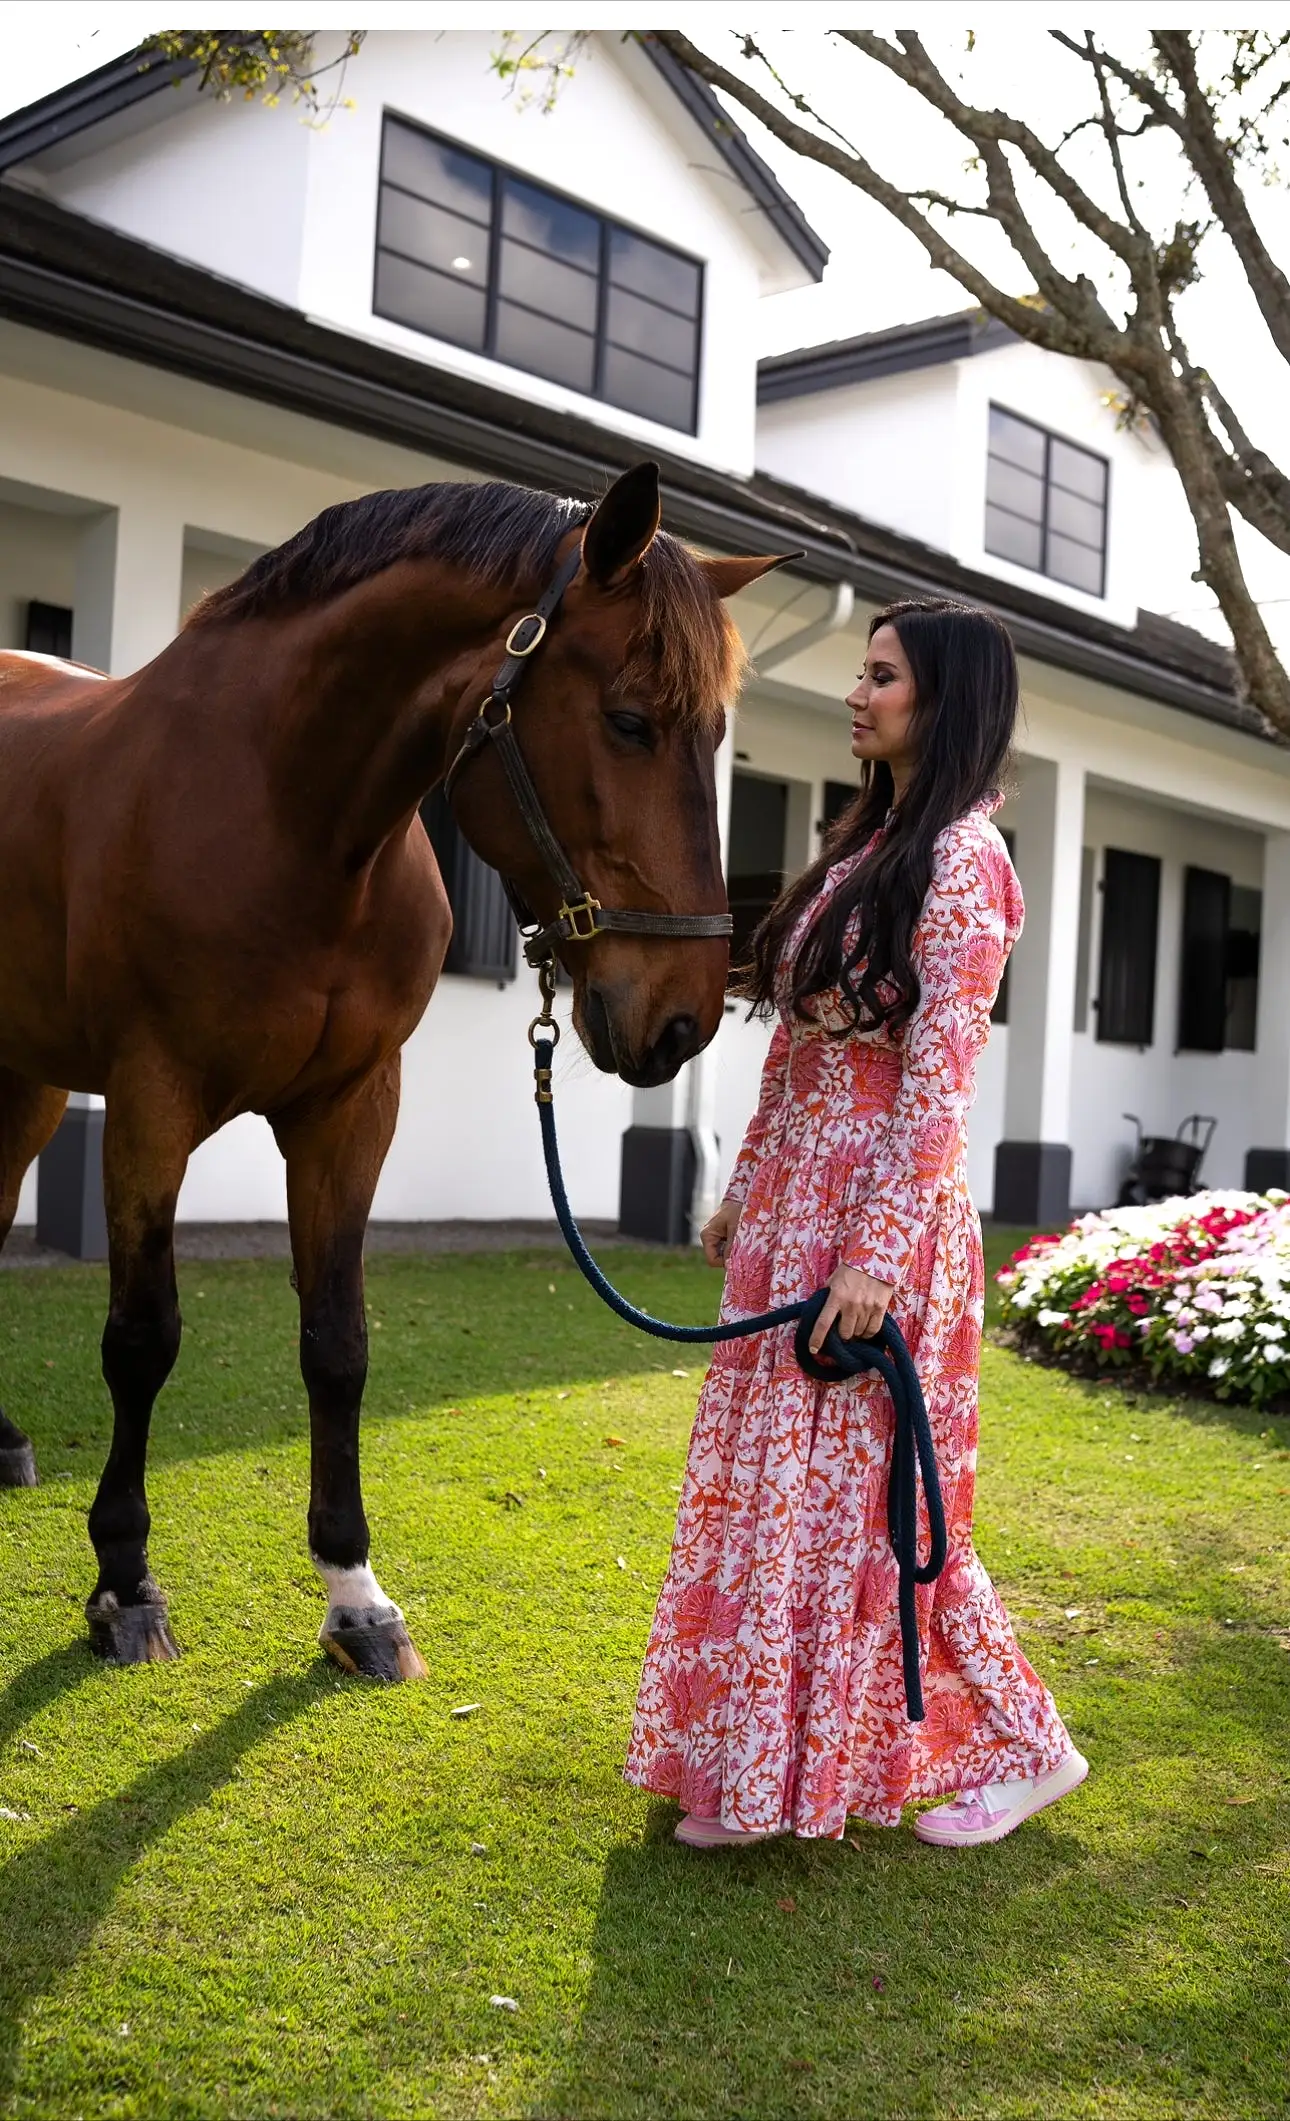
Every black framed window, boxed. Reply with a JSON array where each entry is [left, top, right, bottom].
[[24, 601, 72, 656], [375, 115, 703, 433], [1095, 848, 1159, 1045], [419, 788, 517, 984], [1177, 867, 1261, 1053], [985, 405, 1109, 597]]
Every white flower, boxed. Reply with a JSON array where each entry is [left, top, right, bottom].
[[1212, 1320, 1245, 1341], [1037, 1308, 1068, 1327], [1264, 1346, 1285, 1363], [1255, 1320, 1286, 1340], [1209, 1356, 1230, 1378]]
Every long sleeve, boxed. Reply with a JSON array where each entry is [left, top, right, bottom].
[[723, 1017, 791, 1205], [841, 828, 1016, 1289]]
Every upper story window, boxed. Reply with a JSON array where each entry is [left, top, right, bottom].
[[985, 405, 1109, 597], [374, 115, 703, 434]]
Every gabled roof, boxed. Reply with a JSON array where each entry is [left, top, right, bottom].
[[0, 189, 1254, 745], [759, 308, 1015, 403], [0, 36, 828, 285]]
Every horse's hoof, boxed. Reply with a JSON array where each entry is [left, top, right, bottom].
[[0, 1440, 37, 1488], [86, 1584, 180, 1664], [320, 1604, 427, 1682]]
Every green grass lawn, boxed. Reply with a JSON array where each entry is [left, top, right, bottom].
[[0, 1230, 1286, 2121]]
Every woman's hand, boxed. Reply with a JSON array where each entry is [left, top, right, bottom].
[[808, 1264, 894, 1355], [700, 1199, 742, 1269]]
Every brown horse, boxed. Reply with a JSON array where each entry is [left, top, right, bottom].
[[0, 462, 785, 1677]]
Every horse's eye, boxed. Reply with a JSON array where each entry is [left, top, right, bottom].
[[605, 709, 654, 749]]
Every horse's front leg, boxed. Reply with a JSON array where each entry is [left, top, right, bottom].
[[86, 1070, 195, 1663], [275, 1060, 426, 1682]]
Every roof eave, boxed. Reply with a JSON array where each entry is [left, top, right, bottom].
[[0, 48, 196, 175], [0, 204, 1248, 745], [634, 36, 828, 287]]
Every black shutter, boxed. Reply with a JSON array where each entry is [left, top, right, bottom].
[[419, 788, 518, 983], [1096, 848, 1160, 1045], [822, 778, 861, 831], [1177, 865, 1230, 1053], [25, 601, 73, 656], [727, 771, 788, 968]]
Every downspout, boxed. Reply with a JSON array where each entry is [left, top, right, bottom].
[[751, 580, 855, 673], [686, 579, 857, 1244]]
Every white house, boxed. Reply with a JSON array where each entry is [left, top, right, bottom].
[[1, 31, 1287, 1257]]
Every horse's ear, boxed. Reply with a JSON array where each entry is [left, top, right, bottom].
[[703, 551, 804, 600], [581, 462, 662, 587]]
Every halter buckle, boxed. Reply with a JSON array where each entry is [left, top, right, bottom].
[[505, 612, 547, 658], [559, 894, 602, 943]]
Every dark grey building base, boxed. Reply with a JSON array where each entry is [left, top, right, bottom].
[[1244, 1148, 1290, 1194], [36, 1106, 108, 1260], [619, 1126, 696, 1246], [992, 1140, 1072, 1228]]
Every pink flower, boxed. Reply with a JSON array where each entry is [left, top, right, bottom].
[[1173, 1331, 1195, 1353]]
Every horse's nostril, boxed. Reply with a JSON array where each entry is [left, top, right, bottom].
[[650, 1013, 702, 1077]]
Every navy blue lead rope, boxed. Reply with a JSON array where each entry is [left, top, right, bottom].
[[531, 1033, 948, 1721]]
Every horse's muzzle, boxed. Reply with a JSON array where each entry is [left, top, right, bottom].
[[581, 985, 705, 1087]]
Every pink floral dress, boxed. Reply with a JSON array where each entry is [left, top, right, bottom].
[[625, 799, 1074, 1838]]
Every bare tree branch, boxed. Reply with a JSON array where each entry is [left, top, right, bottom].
[[649, 31, 1101, 362], [644, 26, 1290, 733], [1152, 31, 1290, 369]]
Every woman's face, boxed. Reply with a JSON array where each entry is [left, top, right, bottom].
[[847, 623, 918, 780]]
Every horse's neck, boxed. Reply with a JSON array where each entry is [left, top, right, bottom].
[[267, 563, 514, 862]]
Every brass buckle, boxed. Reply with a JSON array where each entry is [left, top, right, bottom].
[[559, 894, 602, 943], [505, 612, 547, 658]]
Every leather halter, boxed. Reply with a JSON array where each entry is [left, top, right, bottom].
[[441, 545, 733, 970]]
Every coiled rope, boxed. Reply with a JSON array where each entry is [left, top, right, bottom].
[[530, 1027, 948, 1721]]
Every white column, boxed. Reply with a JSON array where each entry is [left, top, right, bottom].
[[620, 711, 735, 1240], [996, 754, 1085, 1221], [43, 501, 185, 1207], [687, 712, 738, 1241], [1248, 830, 1290, 1186], [73, 497, 186, 676]]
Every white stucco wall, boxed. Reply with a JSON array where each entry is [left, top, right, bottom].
[[40, 90, 312, 308], [757, 338, 1201, 633], [37, 30, 774, 477], [757, 367, 963, 553]]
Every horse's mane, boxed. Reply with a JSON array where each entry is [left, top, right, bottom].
[[190, 479, 742, 729]]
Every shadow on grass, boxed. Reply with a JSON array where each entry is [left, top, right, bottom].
[[5, 1247, 730, 1476], [0, 1668, 330, 2099], [529, 1553, 1290, 2121], [0, 1641, 95, 1752]]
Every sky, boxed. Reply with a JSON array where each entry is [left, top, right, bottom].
[[5, 7, 1290, 644]]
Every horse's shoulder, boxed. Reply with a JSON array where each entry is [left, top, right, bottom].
[[0, 650, 109, 713]]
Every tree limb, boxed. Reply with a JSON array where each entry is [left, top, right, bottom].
[[1151, 31, 1290, 371], [648, 31, 1105, 361]]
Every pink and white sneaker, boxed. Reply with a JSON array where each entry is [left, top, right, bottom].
[[674, 1813, 777, 1849], [913, 1749, 1089, 1848]]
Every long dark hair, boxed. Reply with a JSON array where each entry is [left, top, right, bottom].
[[735, 598, 1018, 1034]]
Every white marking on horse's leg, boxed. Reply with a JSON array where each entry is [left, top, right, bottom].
[[311, 1557, 401, 1616]]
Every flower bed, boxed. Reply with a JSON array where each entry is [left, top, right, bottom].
[[996, 1189, 1290, 1405]]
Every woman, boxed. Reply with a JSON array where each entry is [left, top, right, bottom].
[[625, 598, 1086, 1849]]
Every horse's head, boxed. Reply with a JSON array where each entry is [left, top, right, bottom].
[[448, 464, 792, 1088]]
